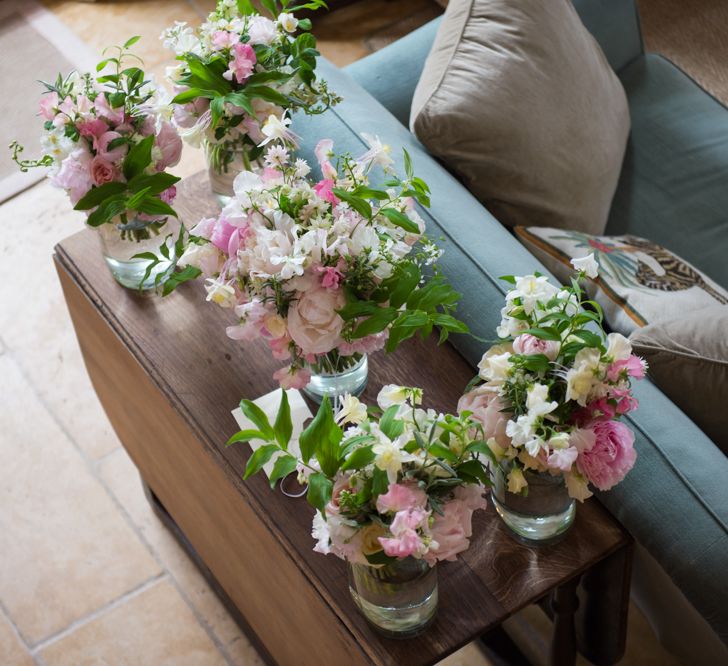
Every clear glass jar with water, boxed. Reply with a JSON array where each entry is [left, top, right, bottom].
[[204, 140, 262, 206], [348, 557, 438, 638], [303, 352, 368, 405]]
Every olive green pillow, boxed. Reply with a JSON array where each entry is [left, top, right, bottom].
[[410, 0, 630, 234], [630, 308, 728, 455]]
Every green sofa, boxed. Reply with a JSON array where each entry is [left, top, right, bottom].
[[292, 0, 728, 662]]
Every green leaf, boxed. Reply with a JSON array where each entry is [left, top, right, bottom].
[[571, 329, 604, 349], [341, 445, 375, 471], [224, 92, 254, 116], [379, 406, 404, 440], [378, 207, 420, 234], [298, 18, 312, 30], [307, 473, 333, 512], [520, 327, 562, 342], [86, 196, 128, 227], [427, 441, 458, 464], [351, 186, 389, 200], [274, 390, 293, 450], [246, 85, 291, 107], [129, 172, 180, 195], [74, 182, 128, 211], [134, 197, 178, 218], [365, 550, 397, 566], [384, 310, 429, 352], [332, 188, 372, 219], [337, 300, 382, 321], [299, 396, 342, 474], [499, 275, 517, 284], [126, 186, 152, 210], [351, 307, 398, 339], [269, 454, 298, 489], [122, 135, 154, 181], [403, 148, 414, 180], [236, 0, 255, 14], [371, 467, 389, 496], [226, 429, 265, 447], [387, 263, 420, 309], [431, 313, 469, 335], [123, 35, 141, 49], [456, 461, 491, 487], [467, 440, 498, 464], [161, 265, 202, 296], [243, 444, 279, 479], [240, 399, 275, 440]]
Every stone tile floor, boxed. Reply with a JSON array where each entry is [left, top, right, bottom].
[[0, 0, 683, 664]]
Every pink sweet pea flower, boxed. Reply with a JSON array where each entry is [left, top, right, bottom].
[[78, 118, 108, 140], [58, 96, 76, 118], [210, 217, 236, 254], [96, 131, 127, 163], [376, 483, 427, 514], [94, 93, 125, 125], [51, 147, 93, 205], [268, 335, 292, 361], [224, 43, 257, 84], [39, 92, 59, 120], [160, 185, 177, 204], [313, 178, 339, 206], [211, 30, 239, 50], [316, 264, 343, 290], [378, 508, 429, 558], [576, 421, 636, 491], [314, 139, 337, 179], [272, 365, 311, 390], [191, 216, 216, 240], [607, 355, 647, 382], [154, 121, 183, 170], [90, 156, 117, 186]]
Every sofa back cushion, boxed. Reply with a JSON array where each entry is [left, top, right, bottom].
[[410, 0, 630, 234]]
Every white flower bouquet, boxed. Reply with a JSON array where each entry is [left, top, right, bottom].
[[180, 137, 468, 391], [459, 255, 646, 501]]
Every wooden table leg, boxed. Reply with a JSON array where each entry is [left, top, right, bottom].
[[550, 575, 580, 666]]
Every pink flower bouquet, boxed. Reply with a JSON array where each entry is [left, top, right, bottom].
[[179, 137, 468, 393], [162, 0, 339, 185], [232, 386, 491, 567], [459, 255, 646, 502]]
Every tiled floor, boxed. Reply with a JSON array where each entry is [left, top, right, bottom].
[[0, 0, 694, 664]]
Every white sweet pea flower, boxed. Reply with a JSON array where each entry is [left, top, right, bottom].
[[506, 414, 536, 447], [377, 385, 409, 410], [548, 432, 571, 449], [204, 278, 237, 308], [526, 383, 558, 418], [571, 253, 599, 278], [41, 127, 75, 162], [564, 347, 602, 406], [565, 470, 593, 502], [507, 466, 528, 494], [277, 12, 298, 33], [547, 446, 578, 472], [606, 332, 632, 362], [177, 242, 223, 277], [477, 344, 513, 383], [336, 394, 368, 425], [311, 511, 331, 554], [512, 275, 559, 315]]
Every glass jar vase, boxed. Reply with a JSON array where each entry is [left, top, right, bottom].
[[303, 352, 368, 405], [492, 461, 575, 545], [348, 558, 438, 638], [98, 219, 176, 291], [204, 140, 262, 205]]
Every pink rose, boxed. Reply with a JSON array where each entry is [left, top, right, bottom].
[[39, 92, 59, 120], [51, 147, 93, 205], [287, 284, 346, 355], [211, 30, 238, 50], [457, 387, 511, 449], [376, 483, 427, 514], [272, 365, 311, 390], [154, 122, 183, 170], [96, 131, 127, 163], [224, 43, 257, 84], [314, 139, 337, 179], [513, 333, 560, 360], [424, 485, 486, 565], [576, 421, 636, 491], [313, 179, 339, 206], [90, 156, 116, 186], [248, 16, 277, 45]]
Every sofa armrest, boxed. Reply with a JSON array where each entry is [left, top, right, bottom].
[[344, 18, 441, 127]]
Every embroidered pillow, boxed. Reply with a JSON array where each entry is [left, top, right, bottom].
[[515, 226, 728, 335]]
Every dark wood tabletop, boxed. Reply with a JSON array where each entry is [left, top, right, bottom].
[[54, 173, 631, 666]]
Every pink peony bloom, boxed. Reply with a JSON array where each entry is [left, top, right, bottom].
[[211, 30, 238, 50], [313, 179, 340, 206], [314, 139, 337, 179], [248, 16, 277, 45], [224, 43, 257, 84], [90, 156, 117, 186], [457, 387, 511, 449], [39, 92, 59, 120], [272, 365, 311, 390], [78, 118, 108, 140], [160, 185, 177, 204], [376, 483, 427, 514], [424, 485, 486, 565], [287, 284, 346, 355], [51, 147, 93, 205], [513, 333, 560, 360], [576, 421, 636, 491], [96, 131, 127, 163], [154, 122, 183, 170]]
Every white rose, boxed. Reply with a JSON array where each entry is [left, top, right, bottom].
[[571, 253, 599, 278], [286, 284, 345, 354], [477, 344, 513, 383], [248, 15, 278, 45]]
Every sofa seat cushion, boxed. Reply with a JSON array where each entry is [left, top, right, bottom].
[[609, 54, 728, 289]]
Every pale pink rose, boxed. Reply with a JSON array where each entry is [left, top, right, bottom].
[[39, 92, 59, 120], [94, 93, 125, 124], [314, 139, 337, 179], [330, 474, 353, 508], [376, 483, 427, 514], [78, 118, 108, 140], [287, 285, 346, 355], [224, 43, 257, 84], [155, 122, 183, 170], [211, 30, 238, 50], [313, 178, 339, 206], [96, 131, 127, 163], [513, 333, 560, 361], [576, 421, 636, 491], [248, 15, 277, 45], [272, 365, 311, 390], [424, 485, 486, 565], [457, 387, 511, 449], [90, 156, 117, 186], [51, 148, 93, 205]]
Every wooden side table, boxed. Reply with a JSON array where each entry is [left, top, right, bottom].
[[54, 174, 632, 666]]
